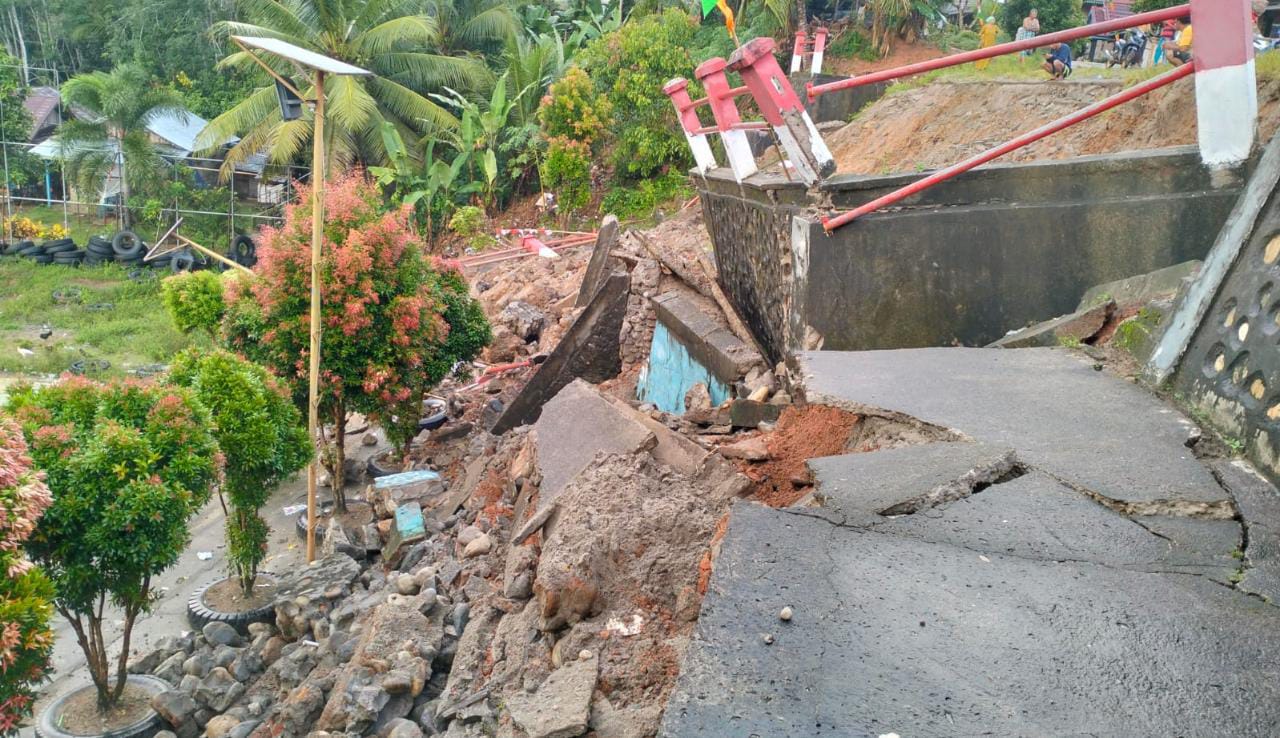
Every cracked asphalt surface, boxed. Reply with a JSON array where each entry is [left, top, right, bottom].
[[662, 348, 1280, 736]]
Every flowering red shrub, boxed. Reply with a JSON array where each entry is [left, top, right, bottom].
[[224, 172, 489, 507], [0, 418, 53, 735], [7, 377, 218, 711]]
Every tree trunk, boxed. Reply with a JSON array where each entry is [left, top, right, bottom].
[[330, 401, 347, 512], [8, 6, 28, 86], [117, 136, 131, 229]]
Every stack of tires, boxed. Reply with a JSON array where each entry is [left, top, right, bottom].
[[46, 239, 84, 267], [84, 235, 114, 266], [111, 230, 146, 267]]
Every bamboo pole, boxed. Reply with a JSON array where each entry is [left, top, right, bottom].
[[175, 234, 253, 275], [305, 69, 325, 564]]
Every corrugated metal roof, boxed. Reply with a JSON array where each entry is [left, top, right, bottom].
[[23, 86, 59, 132], [146, 109, 210, 154]]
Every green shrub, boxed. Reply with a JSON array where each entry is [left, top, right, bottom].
[[542, 137, 593, 214], [827, 29, 880, 61], [601, 169, 694, 221], [0, 418, 54, 734], [538, 67, 612, 147], [161, 270, 225, 336], [166, 349, 310, 596], [1000, 0, 1084, 38], [448, 205, 497, 252], [8, 376, 217, 710], [579, 8, 699, 179]]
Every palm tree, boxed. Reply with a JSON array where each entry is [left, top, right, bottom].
[[199, 0, 511, 176], [57, 64, 187, 227]]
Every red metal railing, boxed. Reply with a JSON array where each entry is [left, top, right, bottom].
[[812, 3, 1193, 231], [807, 4, 1190, 101], [820, 63, 1195, 231]]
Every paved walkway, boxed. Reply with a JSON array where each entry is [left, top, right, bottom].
[[662, 347, 1280, 736]]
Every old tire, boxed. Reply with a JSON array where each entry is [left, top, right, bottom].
[[170, 250, 195, 273], [231, 234, 256, 266], [112, 230, 144, 258], [186, 574, 278, 633], [43, 239, 75, 254], [367, 451, 404, 479], [417, 398, 448, 432], [35, 674, 168, 738]]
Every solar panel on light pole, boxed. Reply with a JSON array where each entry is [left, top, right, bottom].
[[229, 36, 371, 564]]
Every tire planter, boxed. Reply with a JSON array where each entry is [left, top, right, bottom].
[[35, 674, 168, 738], [293, 500, 373, 541], [111, 231, 144, 259], [366, 451, 404, 479], [186, 574, 279, 632]]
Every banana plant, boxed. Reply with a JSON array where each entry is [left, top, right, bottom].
[[430, 72, 531, 212], [370, 122, 472, 236]]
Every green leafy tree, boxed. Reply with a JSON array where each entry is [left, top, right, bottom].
[[1000, 0, 1084, 38], [577, 8, 698, 179], [161, 271, 227, 337], [7, 377, 218, 711], [167, 349, 311, 596], [542, 137, 592, 214], [201, 0, 506, 175], [222, 171, 489, 509], [57, 64, 187, 227], [0, 418, 54, 736]]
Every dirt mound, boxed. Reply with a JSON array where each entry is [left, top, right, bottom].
[[828, 76, 1280, 176]]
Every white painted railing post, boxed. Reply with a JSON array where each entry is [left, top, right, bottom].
[[1191, 0, 1256, 167]]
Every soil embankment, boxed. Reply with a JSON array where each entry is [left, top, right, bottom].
[[826, 76, 1280, 176]]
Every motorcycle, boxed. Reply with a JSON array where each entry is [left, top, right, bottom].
[[1105, 28, 1147, 69]]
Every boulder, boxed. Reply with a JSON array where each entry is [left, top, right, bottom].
[[500, 301, 546, 342], [152, 690, 199, 731], [205, 714, 240, 738], [195, 667, 245, 712], [718, 436, 771, 461]]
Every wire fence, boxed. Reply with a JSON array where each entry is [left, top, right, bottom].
[[0, 137, 309, 253]]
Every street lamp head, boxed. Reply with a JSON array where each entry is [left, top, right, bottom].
[[275, 79, 304, 121]]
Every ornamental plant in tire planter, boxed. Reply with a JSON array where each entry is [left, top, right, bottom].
[[166, 349, 311, 629], [222, 171, 489, 513], [5, 377, 217, 734], [0, 418, 55, 735]]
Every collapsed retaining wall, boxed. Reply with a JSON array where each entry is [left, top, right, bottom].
[[699, 146, 1249, 361]]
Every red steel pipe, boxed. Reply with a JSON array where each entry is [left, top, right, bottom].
[[691, 120, 771, 135], [821, 62, 1195, 232], [807, 4, 1190, 100], [689, 85, 749, 109]]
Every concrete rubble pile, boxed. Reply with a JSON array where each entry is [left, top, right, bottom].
[[123, 209, 798, 738]]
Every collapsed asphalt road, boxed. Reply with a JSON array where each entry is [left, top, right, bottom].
[[662, 348, 1280, 736]]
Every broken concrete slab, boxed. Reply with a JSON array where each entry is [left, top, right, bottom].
[[505, 654, 597, 738], [490, 269, 631, 434], [990, 299, 1114, 348], [662, 501, 1280, 737], [651, 291, 763, 383], [532, 379, 655, 507], [576, 215, 621, 307], [1212, 458, 1280, 600], [383, 503, 427, 567], [806, 442, 1018, 524], [876, 471, 1239, 576], [728, 398, 781, 428], [369, 470, 444, 519], [1078, 259, 1202, 311], [799, 348, 1227, 508]]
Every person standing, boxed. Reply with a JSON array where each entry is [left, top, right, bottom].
[[1016, 9, 1041, 63], [976, 16, 1001, 70]]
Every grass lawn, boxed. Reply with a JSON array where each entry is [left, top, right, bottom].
[[0, 257, 209, 378]]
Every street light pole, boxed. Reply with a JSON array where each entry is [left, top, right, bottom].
[[305, 69, 325, 563]]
